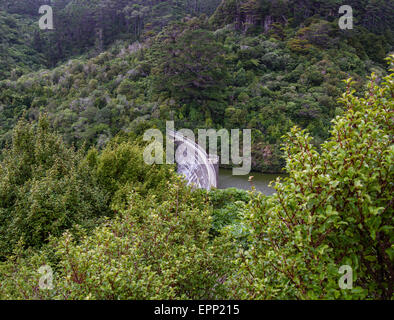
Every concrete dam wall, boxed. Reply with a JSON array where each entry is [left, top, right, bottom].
[[167, 129, 218, 190]]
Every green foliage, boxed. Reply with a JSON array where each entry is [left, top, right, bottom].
[[212, 0, 394, 37], [150, 17, 228, 116], [208, 188, 249, 234], [0, 1, 393, 301], [0, 11, 45, 80], [0, 115, 110, 258], [1, 0, 222, 69], [90, 136, 175, 210], [226, 58, 394, 299], [1, 12, 387, 172], [0, 59, 392, 300], [0, 178, 236, 300]]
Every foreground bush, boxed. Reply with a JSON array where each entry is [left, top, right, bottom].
[[0, 116, 110, 259], [227, 57, 394, 299], [0, 178, 235, 299]]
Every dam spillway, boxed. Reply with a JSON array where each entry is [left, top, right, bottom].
[[167, 129, 218, 190]]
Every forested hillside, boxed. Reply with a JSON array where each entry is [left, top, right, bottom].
[[1, 0, 392, 171], [0, 0, 392, 300], [212, 0, 394, 33], [0, 0, 221, 70], [0, 10, 45, 80]]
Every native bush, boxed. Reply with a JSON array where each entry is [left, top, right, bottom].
[[0, 177, 236, 300], [208, 188, 249, 235], [0, 116, 110, 259], [227, 57, 394, 300], [86, 136, 175, 211]]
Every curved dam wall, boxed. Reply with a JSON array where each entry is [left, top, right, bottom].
[[168, 130, 218, 190]]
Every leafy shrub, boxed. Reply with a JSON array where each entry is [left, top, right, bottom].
[[87, 136, 175, 210], [208, 188, 249, 234], [0, 116, 110, 259], [0, 179, 236, 300], [227, 58, 394, 299]]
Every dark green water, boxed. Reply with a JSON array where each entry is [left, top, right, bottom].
[[218, 168, 286, 196]]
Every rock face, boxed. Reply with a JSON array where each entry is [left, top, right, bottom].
[[167, 130, 218, 190], [210, 0, 287, 32]]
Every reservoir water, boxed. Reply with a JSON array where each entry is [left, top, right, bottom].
[[218, 168, 286, 196]]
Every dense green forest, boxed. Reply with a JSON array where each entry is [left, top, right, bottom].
[[0, 0, 393, 300], [1, 0, 393, 171]]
